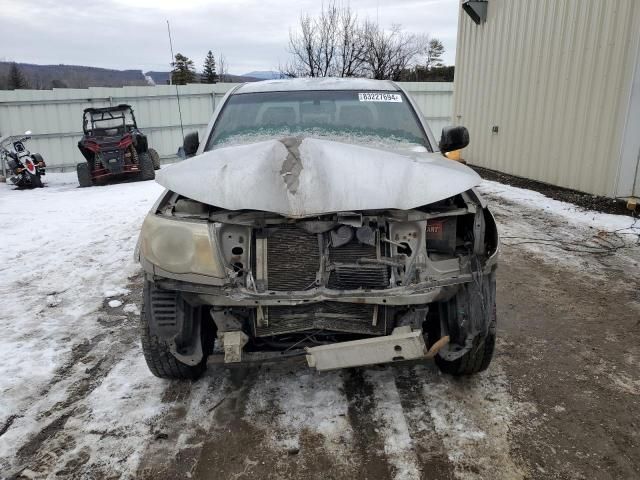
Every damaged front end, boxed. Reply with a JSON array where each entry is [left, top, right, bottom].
[[137, 187, 499, 372]]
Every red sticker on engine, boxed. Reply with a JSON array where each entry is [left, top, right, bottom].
[[426, 221, 444, 240]]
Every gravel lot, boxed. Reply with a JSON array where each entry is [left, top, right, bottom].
[[1, 173, 639, 479]]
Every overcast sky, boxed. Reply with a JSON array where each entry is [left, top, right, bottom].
[[2, 0, 460, 75]]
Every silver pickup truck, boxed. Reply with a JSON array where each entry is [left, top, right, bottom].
[[135, 78, 499, 379]]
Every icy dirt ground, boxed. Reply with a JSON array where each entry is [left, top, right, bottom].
[[0, 174, 639, 479]]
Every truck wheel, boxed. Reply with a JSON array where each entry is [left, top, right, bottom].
[[436, 322, 496, 376], [138, 152, 155, 181], [77, 162, 92, 187], [434, 319, 496, 375], [432, 279, 497, 376], [139, 283, 207, 380], [148, 148, 161, 170]]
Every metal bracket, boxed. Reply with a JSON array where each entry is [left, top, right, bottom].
[[221, 331, 249, 363]]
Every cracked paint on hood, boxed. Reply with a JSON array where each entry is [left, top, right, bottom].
[[155, 137, 481, 217]]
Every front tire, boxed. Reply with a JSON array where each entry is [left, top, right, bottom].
[[432, 277, 497, 376], [139, 282, 208, 380], [138, 152, 155, 181], [148, 148, 161, 170], [77, 162, 92, 187], [434, 318, 496, 375]]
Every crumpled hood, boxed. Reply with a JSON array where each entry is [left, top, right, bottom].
[[156, 137, 481, 217]]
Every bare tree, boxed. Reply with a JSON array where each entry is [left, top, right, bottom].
[[336, 6, 368, 77], [286, 7, 338, 77], [218, 54, 228, 82], [287, 2, 427, 80], [363, 22, 427, 80]]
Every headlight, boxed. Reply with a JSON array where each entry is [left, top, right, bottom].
[[139, 214, 225, 278]]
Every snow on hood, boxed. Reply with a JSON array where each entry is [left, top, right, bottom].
[[156, 137, 481, 217]]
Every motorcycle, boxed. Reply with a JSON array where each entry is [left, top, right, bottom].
[[0, 131, 46, 188]]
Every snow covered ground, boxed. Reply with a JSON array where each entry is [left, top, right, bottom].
[[0, 173, 166, 476], [0, 173, 638, 479], [478, 180, 640, 279]]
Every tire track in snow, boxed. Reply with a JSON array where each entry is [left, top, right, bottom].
[[394, 365, 456, 479], [364, 368, 422, 480], [136, 369, 230, 478], [342, 368, 393, 480], [189, 363, 360, 479], [0, 278, 169, 479], [416, 362, 528, 479], [3, 323, 144, 477]]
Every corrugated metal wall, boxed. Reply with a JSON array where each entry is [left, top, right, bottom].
[[453, 0, 640, 197], [399, 82, 454, 139], [0, 84, 232, 171], [0, 82, 453, 172]]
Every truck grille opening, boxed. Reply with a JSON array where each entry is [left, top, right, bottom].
[[255, 302, 388, 336]]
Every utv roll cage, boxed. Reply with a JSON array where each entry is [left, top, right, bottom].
[[82, 104, 138, 136]]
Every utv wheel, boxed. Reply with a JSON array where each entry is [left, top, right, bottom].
[[77, 162, 92, 187], [148, 148, 161, 170], [138, 152, 155, 181], [139, 282, 208, 380]]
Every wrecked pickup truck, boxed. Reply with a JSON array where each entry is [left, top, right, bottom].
[[135, 78, 499, 379]]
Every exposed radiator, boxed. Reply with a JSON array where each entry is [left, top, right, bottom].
[[266, 224, 320, 291], [328, 239, 389, 289], [256, 301, 388, 336]]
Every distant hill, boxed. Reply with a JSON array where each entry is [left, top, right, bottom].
[[145, 71, 261, 85], [0, 62, 147, 89], [242, 70, 282, 80]]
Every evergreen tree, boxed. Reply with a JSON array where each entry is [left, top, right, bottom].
[[425, 39, 445, 70], [171, 53, 197, 85], [201, 50, 218, 84], [8, 62, 29, 90]]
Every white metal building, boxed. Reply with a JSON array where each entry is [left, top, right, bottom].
[[453, 0, 640, 199]]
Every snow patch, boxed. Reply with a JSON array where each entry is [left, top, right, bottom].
[[104, 287, 130, 298], [244, 366, 353, 461], [108, 299, 123, 308], [123, 303, 139, 314]]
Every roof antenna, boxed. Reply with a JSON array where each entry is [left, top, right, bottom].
[[167, 20, 185, 143]]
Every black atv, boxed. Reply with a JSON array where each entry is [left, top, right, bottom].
[[76, 104, 160, 187]]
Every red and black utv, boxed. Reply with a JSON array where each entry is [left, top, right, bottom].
[[76, 104, 160, 187]]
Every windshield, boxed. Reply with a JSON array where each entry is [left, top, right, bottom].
[[85, 109, 135, 134], [205, 90, 430, 151]]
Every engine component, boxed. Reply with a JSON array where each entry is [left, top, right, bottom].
[[356, 225, 376, 246], [266, 225, 319, 291], [328, 239, 389, 289], [331, 225, 353, 247], [255, 302, 388, 337], [426, 217, 457, 254], [221, 331, 249, 363]]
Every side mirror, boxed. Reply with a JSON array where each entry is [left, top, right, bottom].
[[439, 126, 469, 153], [183, 131, 200, 158]]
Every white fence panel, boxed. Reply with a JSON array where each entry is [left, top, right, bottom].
[[0, 82, 453, 172]]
